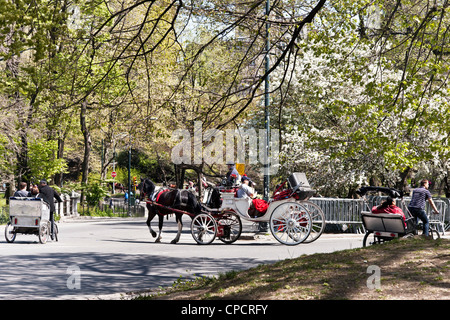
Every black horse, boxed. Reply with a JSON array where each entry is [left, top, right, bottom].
[[138, 178, 202, 244]]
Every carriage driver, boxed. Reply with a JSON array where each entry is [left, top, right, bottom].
[[226, 161, 241, 186]]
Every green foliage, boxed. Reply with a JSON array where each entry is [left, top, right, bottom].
[[83, 182, 109, 206], [273, 0, 450, 193], [28, 139, 67, 181], [2, 0, 450, 197]]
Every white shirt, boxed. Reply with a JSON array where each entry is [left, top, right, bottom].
[[237, 183, 252, 199]]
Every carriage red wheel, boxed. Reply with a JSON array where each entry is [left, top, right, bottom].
[[299, 201, 326, 244], [269, 202, 312, 245], [216, 211, 242, 244]]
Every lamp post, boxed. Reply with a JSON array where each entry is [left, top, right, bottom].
[[113, 132, 132, 215], [261, 0, 270, 233], [128, 142, 131, 216], [263, 0, 270, 202]]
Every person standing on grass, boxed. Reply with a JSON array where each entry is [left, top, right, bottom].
[[407, 179, 439, 238]]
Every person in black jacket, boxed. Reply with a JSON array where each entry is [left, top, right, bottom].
[[38, 180, 62, 240]]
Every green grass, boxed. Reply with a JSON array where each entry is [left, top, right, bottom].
[[133, 237, 450, 300]]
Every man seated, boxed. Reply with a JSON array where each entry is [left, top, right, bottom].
[[236, 175, 254, 200], [14, 182, 29, 197], [372, 197, 406, 226], [237, 176, 268, 217]]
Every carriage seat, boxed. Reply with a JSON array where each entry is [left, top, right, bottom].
[[220, 192, 251, 217]]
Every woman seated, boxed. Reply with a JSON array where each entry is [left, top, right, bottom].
[[372, 197, 406, 226]]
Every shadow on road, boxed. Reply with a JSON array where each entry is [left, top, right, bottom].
[[0, 250, 273, 299]]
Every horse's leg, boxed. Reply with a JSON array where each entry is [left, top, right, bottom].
[[146, 205, 158, 238], [171, 213, 183, 244], [155, 213, 164, 243]]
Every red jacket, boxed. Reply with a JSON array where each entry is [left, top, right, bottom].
[[371, 205, 406, 226]]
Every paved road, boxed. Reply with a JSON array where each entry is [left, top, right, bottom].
[[0, 217, 364, 299]]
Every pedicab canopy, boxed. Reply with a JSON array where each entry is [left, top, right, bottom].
[[356, 186, 403, 199]]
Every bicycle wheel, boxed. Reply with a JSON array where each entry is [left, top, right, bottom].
[[269, 202, 311, 245], [4, 222, 16, 243], [426, 227, 441, 240], [300, 201, 326, 243], [415, 224, 441, 240], [39, 222, 49, 244], [191, 213, 217, 245]]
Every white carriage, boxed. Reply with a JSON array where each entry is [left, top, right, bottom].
[[193, 173, 326, 245], [4, 197, 57, 244]]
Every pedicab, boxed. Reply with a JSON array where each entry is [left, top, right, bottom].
[[356, 186, 441, 247], [4, 197, 58, 244]]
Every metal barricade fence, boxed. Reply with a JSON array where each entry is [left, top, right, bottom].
[[436, 198, 450, 232], [309, 198, 365, 231], [309, 196, 448, 235]]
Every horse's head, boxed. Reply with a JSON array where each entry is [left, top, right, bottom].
[[138, 178, 155, 201]]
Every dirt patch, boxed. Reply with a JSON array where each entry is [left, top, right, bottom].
[[136, 237, 449, 300]]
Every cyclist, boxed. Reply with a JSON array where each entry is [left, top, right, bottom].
[[38, 180, 62, 240], [407, 179, 439, 238]]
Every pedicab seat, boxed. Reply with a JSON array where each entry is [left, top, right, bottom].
[[361, 211, 414, 236]]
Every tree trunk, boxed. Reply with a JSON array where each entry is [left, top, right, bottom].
[[16, 93, 37, 185], [443, 174, 450, 198], [396, 167, 411, 193], [80, 99, 91, 202], [54, 136, 65, 187]]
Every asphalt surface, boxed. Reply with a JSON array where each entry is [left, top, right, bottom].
[[0, 217, 367, 299]]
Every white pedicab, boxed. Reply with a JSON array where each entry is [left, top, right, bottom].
[[4, 197, 58, 244]]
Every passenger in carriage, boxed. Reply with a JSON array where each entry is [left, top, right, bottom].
[[29, 185, 39, 197], [236, 175, 254, 200], [237, 175, 268, 217], [371, 196, 406, 226], [14, 182, 30, 197]]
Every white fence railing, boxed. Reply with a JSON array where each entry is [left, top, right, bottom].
[[54, 192, 81, 220]]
